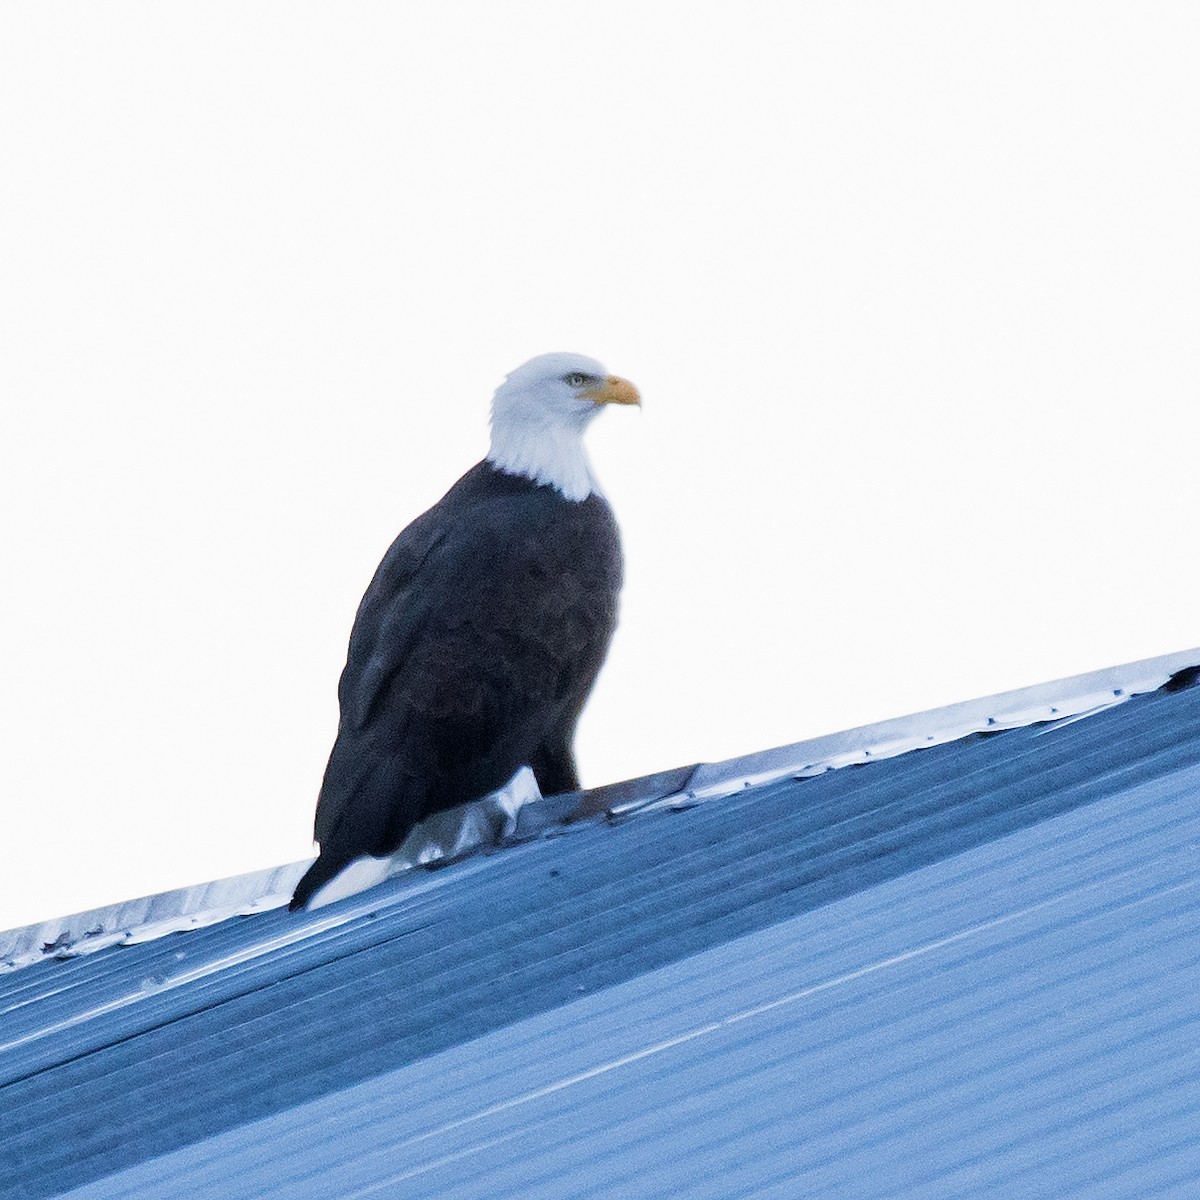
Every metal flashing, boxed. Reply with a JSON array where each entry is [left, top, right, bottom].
[[4, 646, 1197, 971]]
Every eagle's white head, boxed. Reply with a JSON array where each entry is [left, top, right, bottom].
[[487, 352, 640, 500]]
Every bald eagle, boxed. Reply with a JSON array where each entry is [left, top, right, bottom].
[[290, 353, 639, 910]]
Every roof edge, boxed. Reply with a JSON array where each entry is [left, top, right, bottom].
[[599, 646, 1200, 816], [5, 645, 1197, 970]]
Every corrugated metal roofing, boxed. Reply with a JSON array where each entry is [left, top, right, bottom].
[[62, 760, 1200, 1200], [3, 659, 1200, 1199]]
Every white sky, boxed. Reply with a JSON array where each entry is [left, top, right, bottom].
[[2, 2, 1198, 932]]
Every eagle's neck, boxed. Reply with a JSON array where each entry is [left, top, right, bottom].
[[486, 418, 598, 501]]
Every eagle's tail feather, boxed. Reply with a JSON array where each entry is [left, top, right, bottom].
[[289, 852, 350, 912]]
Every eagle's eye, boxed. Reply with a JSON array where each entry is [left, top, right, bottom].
[[563, 372, 588, 387]]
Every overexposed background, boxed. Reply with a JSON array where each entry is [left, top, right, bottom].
[[2, 2, 1197, 930]]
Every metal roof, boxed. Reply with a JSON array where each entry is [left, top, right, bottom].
[[3, 652, 1200, 1198]]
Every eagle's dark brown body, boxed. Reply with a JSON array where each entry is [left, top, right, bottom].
[[290, 461, 622, 910]]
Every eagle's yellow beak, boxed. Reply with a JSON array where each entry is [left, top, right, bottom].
[[582, 375, 641, 408]]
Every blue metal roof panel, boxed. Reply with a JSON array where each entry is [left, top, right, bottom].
[[58, 759, 1200, 1199], [3, 670, 1199, 1198]]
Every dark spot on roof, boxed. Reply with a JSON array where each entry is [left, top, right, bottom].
[[1163, 664, 1200, 693]]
